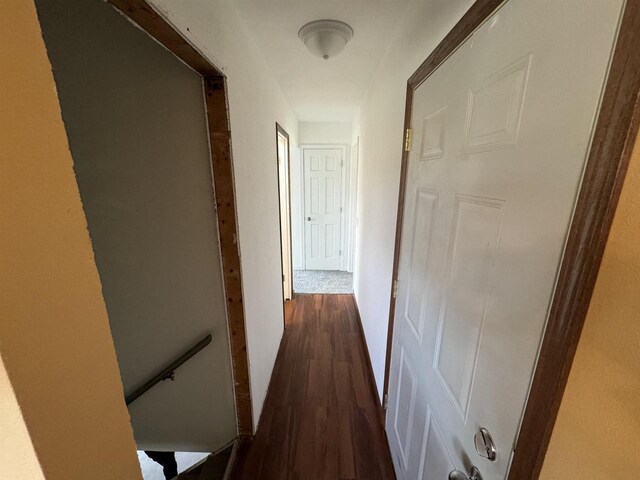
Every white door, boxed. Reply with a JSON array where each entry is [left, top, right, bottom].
[[303, 148, 343, 270], [386, 1, 624, 479]]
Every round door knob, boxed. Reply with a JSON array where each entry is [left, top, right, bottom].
[[449, 471, 469, 480], [449, 466, 483, 480], [306, 216, 314, 221]]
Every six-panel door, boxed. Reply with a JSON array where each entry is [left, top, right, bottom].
[[386, 0, 625, 479], [303, 148, 344, 270]]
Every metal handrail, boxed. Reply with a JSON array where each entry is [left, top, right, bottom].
[[125, 334, 212, 406]]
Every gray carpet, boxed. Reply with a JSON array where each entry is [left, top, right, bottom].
[[293, 270, 353, 294]]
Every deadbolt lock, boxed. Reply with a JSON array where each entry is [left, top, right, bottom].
[[474, 427, 497, 462]]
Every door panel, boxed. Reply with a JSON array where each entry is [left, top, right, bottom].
[[393, 347, 418, 469], [434, 195, 504, 418], [419, 409, 455, 480], [386, 0, 624, 478], [404, 189, 438, 343], [304, 148, 343, 270]]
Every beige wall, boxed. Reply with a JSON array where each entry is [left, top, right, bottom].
[[0, 1, 141, 479], [541, 131, 640, 477]]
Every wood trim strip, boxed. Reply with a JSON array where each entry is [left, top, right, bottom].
[[383, 82, 414, 403], [106, 0, 254, 438], [275, 123, 293, 307], [407, 0, 505, 89], [205, 76, 254, 437], [351, 294, 398, 479], [384, 0, 640, 478], [352, 295, 385, 419], [508, 1, 640, 476], [108, 0, 221, 77]]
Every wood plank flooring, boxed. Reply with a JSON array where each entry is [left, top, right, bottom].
[[232, 294, 396, 480]]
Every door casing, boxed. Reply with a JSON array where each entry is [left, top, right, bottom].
[[382, 0, 640, 478], [276, 123, 293, 306]]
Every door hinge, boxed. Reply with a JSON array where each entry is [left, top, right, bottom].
[[340, 206, 343, 213], [282, 274, 285, 281], [404, 128, 413, 152], [383, 393, 389, 410], [339, 249, 342, 256], [392, 279, 398, 299]]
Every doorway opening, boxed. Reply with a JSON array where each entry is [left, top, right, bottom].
[[289, 142, 357, 295], [35, 0, 253, 478], [276, 123, 293, 302]]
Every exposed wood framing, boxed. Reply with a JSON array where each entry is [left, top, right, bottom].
[[107, 0, 254, 438]]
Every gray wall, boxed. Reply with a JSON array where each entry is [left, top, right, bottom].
[[36, 0, 236, 452]]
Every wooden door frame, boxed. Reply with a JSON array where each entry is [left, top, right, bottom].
[[107, 0, 254, 438], [382, 0, 640, 478], [276, 123, 293, 308]]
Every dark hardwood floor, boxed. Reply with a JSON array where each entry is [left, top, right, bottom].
[[232, 294, 396, 480]]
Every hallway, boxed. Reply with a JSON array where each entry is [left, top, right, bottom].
[[232, 294, 395, 479]]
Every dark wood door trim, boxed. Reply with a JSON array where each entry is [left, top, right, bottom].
[[107, 0, 254, 438], [275, 122, 293, 310], [383, 1, 640, 479], [508, 1, 640, 476]]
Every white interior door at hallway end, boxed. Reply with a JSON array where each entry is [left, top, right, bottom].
[[303, 148, 343, 270], [386, 0, 624, 479]]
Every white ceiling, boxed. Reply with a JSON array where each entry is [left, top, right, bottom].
[[234, 0, 411, 122]]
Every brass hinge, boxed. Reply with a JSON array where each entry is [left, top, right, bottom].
[[404, 128, 413, 152], [383, 393, 389, 410], [392, 279, 398, 299]]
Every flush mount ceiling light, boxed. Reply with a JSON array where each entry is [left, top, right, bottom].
[[298, 19, 354, 60]]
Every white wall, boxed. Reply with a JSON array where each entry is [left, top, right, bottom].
[[147, 0, 299, 428], [299, 121, 353, 145], [351, 0, 474, 399], [293, 122, 353, 270], [291, 147, 304, 270]]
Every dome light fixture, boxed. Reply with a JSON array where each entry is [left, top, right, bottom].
[[298, 19, 354, 60]]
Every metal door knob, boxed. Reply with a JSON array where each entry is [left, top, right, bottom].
[[449, 466, 483, 480], [306, 216, 315, 221]]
